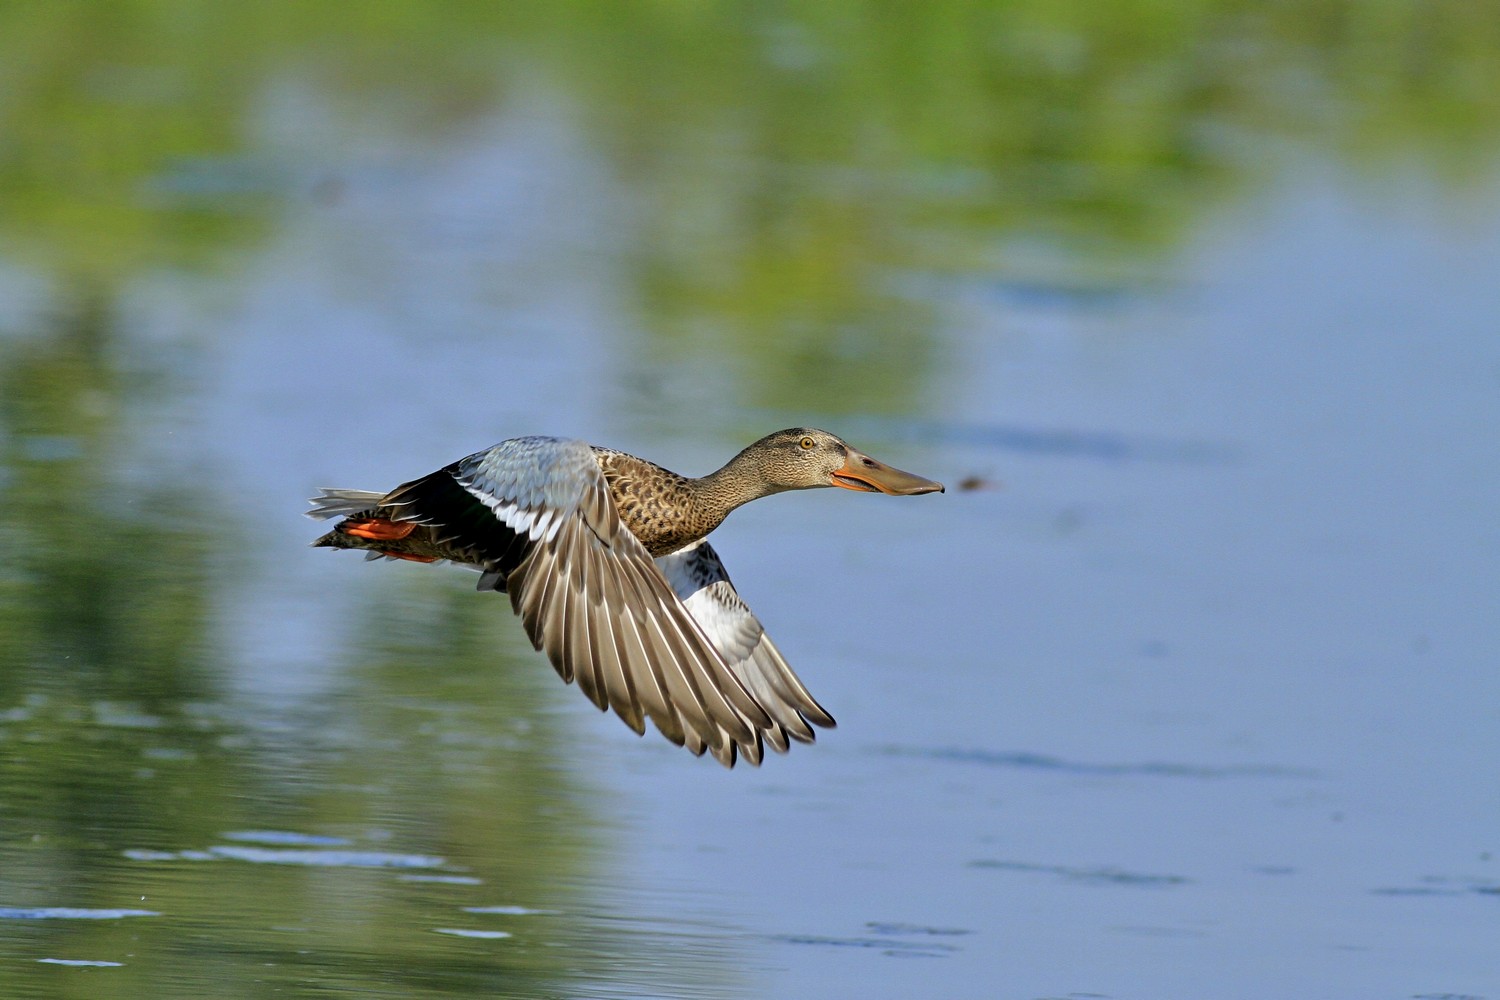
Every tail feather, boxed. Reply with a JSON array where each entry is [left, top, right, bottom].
[[307, 488, 385, 520]]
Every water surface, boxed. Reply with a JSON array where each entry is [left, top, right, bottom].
[[2, 5, 1497, 998]]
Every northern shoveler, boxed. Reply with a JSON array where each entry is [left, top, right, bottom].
[[307, 428, 943, 767]]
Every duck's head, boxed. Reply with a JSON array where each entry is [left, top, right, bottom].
[[743, 428, 945, 496]]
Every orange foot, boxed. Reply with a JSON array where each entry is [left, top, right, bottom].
[[341, 518, 417, 541], [379, 551, 438, 563]]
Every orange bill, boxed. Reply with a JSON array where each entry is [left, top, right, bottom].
[[831, 447, 945, 495]]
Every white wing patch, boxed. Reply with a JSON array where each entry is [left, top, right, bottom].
[[665, 549, 765, 665], [657, 540, 834, 752]]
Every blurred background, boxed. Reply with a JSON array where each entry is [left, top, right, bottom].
[[1, 3, 1497, 997]]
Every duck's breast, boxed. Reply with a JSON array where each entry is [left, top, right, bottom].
[[592, 449, 708, 557]]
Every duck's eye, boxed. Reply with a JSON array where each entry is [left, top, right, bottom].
[[799, 436, 816, 450]]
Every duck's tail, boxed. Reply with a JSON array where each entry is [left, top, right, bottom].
[[306, 487, 385, 521], [306, 487, 449, 564]]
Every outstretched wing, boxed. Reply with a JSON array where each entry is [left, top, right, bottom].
[[363, 437, 787, 766], [656, 541, 836, 756]]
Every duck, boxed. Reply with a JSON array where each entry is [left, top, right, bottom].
[[307, 428, 943, 767]]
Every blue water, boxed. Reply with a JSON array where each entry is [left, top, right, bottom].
[[143, 160, 1500, 997]]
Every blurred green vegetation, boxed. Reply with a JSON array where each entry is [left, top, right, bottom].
[[1, 1, 1496, 406], [0, 296, 634, 997], [0, 297, 210, 703], [0, 508, 646, 997]]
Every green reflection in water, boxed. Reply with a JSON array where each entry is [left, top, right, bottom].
[[0, 254, 707, 1000], [520, 1, 1500, 417], [0, 297, 211, 710], [2, 2, 1497, 417]]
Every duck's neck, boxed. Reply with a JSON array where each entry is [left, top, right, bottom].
[[689, 447, 786, 530]]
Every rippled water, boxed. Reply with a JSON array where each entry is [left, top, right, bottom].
[[3, 5, 1499, 998]]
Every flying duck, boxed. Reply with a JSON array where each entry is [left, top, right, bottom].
[[307, 428, 943, 767]]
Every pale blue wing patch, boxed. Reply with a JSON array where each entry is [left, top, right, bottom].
[[452, 436, 595, 540]]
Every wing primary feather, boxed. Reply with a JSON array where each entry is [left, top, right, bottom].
[[595, 542, 687, 745], [764, 726, 791, 754], [756, 636, 836, 728], [729, 654, 812, 744], [708, 740, 737, 768], [594, 551, 684, 744], [516, 548, 583, 691], [736, 733, 765, 767], [555, 548, 608, 713], [649, 573, 776, 731], [741, 640, 826, 739], [614, 601, 685, 745], [637, 608, 727, 752], [576, 475, 721, 750], [622, 559, 763, 743], [579, 540, 645, 734], [562, 522, 641, 731], [560, 581, 607, 712], [627, 558, 757, 748], [612, 557, 725, 751]]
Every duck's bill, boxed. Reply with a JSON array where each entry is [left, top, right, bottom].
[[832, 449, 945, 495]]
